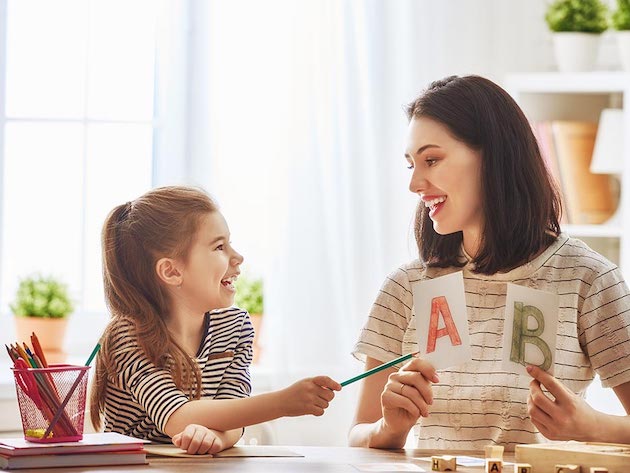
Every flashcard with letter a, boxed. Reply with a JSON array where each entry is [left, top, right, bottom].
[[411, 271, 471, 369], [501, 283, 559, 376]]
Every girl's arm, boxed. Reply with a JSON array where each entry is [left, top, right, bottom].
[[163, 375, 340, 437], [527, 366, 630, 443], [348, 356, 438, 449]]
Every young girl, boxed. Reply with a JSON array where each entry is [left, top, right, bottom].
[[349, 75, 630, 450], [90, 186, 341, 454]]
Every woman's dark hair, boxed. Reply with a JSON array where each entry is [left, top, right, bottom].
[[405, 75, 561, 274]]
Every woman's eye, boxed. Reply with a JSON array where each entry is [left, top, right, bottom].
[[407, 163, 414, 170], [426, 158, 438, 166]]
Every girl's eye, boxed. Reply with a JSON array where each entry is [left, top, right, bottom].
[[216, 244, 224, 251]]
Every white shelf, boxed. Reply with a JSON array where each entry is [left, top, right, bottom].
[[506, 72, 630, 94], [562, 224, 623, 238], [507, 71, 630, 275]]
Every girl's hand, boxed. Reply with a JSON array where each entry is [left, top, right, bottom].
[[381, 358, 439, 435], [280, 376, 342, 417], [172, 424, 224, 455], [527, 365, 600, 441]]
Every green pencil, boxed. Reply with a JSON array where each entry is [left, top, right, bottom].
[[341, 351, 420, 387]]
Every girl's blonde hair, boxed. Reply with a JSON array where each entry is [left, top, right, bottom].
[[90, 186, 217, 430]]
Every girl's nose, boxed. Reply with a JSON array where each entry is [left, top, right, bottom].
[[232, 250, 244, 266]]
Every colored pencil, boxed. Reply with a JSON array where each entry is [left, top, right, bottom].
[[31, 332, 49, 368], [340, 351, 420, 387]]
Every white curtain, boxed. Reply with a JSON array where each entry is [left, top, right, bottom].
[[164, 0, 552, 445]]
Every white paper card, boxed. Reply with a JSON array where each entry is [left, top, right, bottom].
[[412, 271, 471, 369], [501, 283, 559, 375]]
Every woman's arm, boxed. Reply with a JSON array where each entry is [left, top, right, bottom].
[[348, 356, 438, 449], [528, 366, 630, 443], [164, 376, 340, 437]]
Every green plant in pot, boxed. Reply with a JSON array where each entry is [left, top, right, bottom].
[[234, 275, 264, 364], [612, 0, 630, 70], [10, 274, 74, 363], [545, 0, 609, 72]]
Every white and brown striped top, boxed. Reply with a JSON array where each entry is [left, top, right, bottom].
[[102, 307, 254, 442], [353, 234, 630, 450]]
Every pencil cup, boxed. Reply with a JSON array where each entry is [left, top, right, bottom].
[[12, 364, 90, 443]]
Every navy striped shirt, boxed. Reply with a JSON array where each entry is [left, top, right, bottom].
[[103, 307, 254, 442]]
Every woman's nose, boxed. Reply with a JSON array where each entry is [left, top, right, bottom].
[[408, 168, 426, 194]]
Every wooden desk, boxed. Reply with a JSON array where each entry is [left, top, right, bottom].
[[15, 447, 510, 472]]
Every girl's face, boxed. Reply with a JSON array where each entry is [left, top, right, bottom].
[[405, 116, 484, 247], [179, 211, 244, 313]]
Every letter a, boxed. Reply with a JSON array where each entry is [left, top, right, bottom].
[[426, 296, 462, 353]]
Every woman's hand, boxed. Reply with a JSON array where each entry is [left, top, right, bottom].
[[527, 365, 601, 441], [279, 376, 342, 417], [381, 357, 439, 436], [172, 424, 225, 455]]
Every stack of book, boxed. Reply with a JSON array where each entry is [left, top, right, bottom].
[[0, 432, 147, 470], [534, 120, 617, 225]]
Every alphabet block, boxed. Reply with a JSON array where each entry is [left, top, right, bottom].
[[485, 458, 503, 473], [555, 465, 580, 473], [513, 464, 532, 473], [431, 455, 457, 471], [484, 445, 504, 460]]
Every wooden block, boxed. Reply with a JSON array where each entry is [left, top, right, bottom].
[[515, 441, 630, 472], [555, 465, 580, 473], [589, 469, 608, 473], [485, 458, 503, 473], [484, 445, 505, 460], [513, 463, 532, 473], [431, 455, 457, 471]]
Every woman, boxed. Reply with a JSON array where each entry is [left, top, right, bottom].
[[349, 75, 630, 450]]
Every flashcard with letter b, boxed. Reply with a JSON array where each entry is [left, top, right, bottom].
[[411, 271, 471, 369], [501, 283, 559, 375]]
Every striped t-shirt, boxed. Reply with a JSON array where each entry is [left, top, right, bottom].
[[103, 307, 254, 442], [353, 234, 630, 450]]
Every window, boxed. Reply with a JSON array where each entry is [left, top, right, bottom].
[[0, 0, 157, 349]]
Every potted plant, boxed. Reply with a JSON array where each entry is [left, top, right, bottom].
[[10, 274, 74, 363], [545, 0, 609, 72], [612, 0, 630, 70], [234, 275, 264, 364]]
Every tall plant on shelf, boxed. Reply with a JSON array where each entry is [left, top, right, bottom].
[[545, 0, 609, 72], [612, 0, 630, 70], [234, 275, 264, 364], [10, 274, 75, 363]]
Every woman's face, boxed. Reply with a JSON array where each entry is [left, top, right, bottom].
[[405, 116, 484, 246]]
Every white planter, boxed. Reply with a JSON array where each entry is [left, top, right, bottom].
[[617, 31, 630, 71], [552, 32, 601, 72]]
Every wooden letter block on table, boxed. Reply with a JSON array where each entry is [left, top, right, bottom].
[[431, 455, 456, 471], [485, 459, 503, 473], [484, 445, 504, 460], [556, 465, 581, 473], [513, 463, 532, 473]]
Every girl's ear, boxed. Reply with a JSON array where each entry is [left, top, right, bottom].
[[155, 257, 183, 288]]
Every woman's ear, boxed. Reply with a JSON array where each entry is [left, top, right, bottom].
[[155, 257, 183, 288]]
